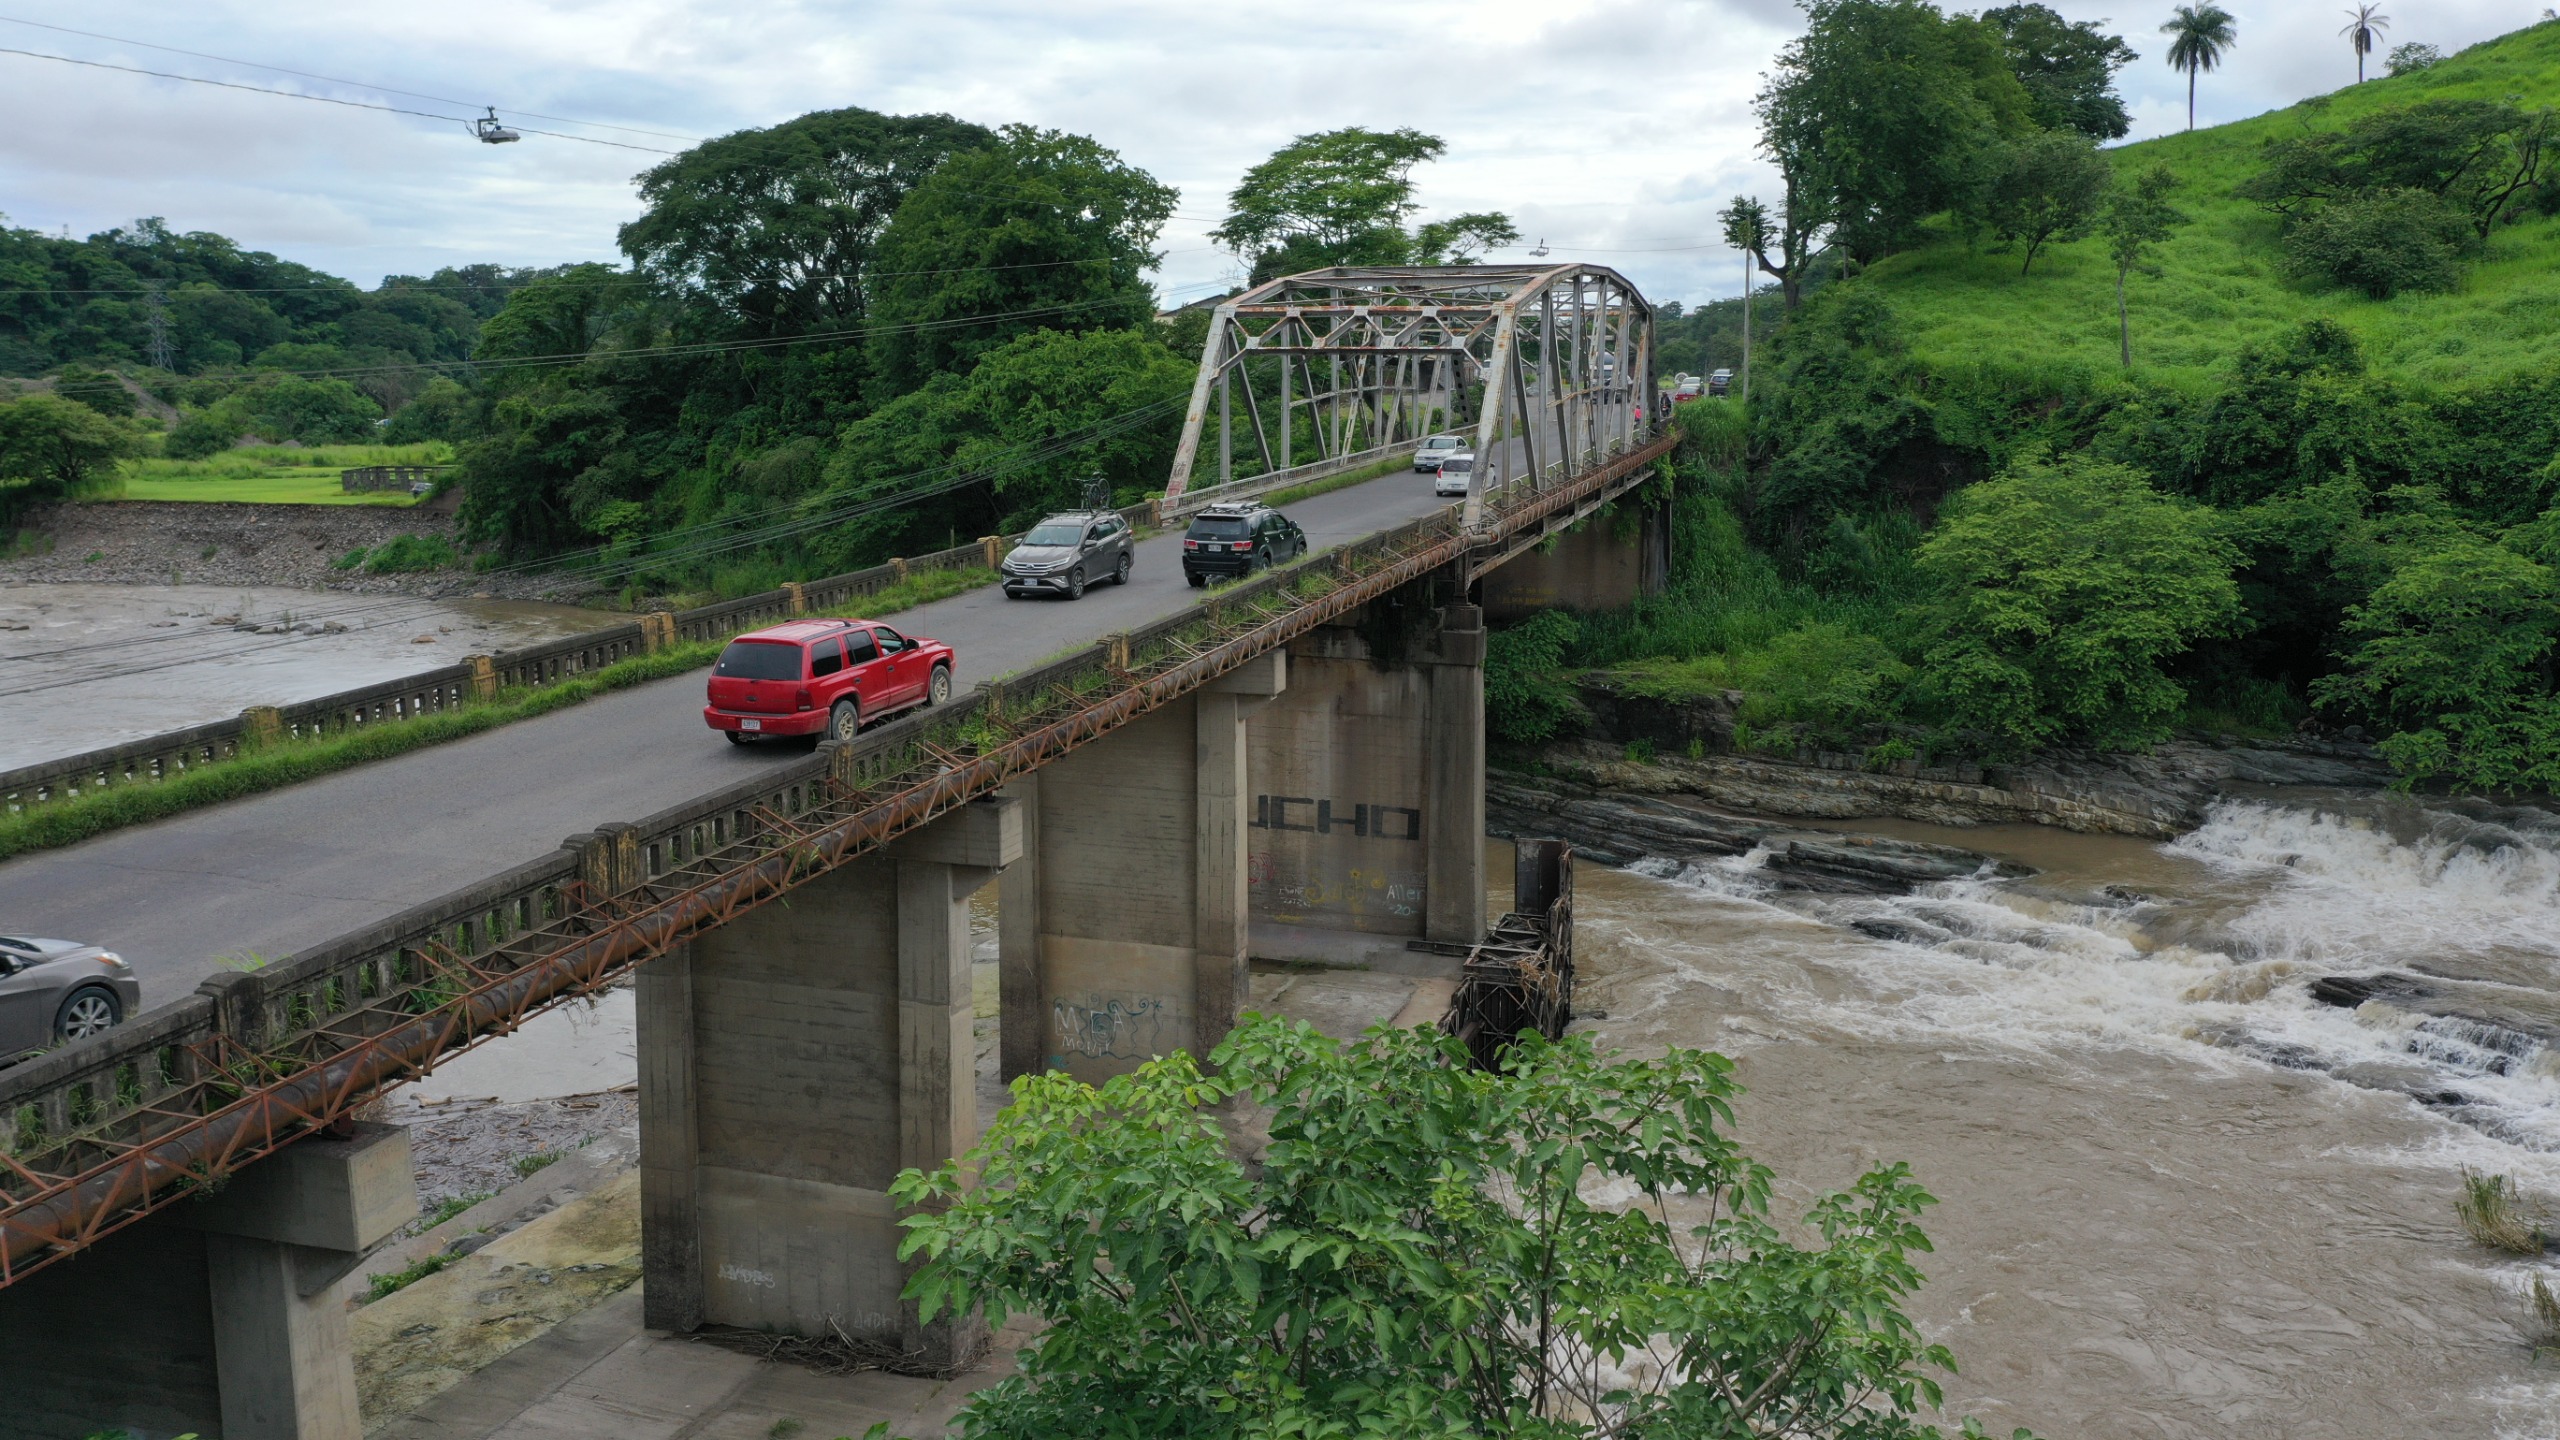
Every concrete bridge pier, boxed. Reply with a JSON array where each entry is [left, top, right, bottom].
[[0, 1122, 413, 1440], [638, 794, 1021, 1367], [1245, 598, 1487, 953], [999, 650, 1290, 1085]]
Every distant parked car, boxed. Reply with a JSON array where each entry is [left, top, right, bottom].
[[1412, 434, 1467, 472], [0, 935, 139, 1061], [1434, 451, 1477, 498], [1707, 368, 1733, 397], [703, 618, 954, 745], [1002, 510, 1134, 600], [1182, 503, 1306, 587]]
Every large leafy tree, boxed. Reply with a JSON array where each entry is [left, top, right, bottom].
[[896, 1017, 2027, 1439], [865, 126, 1175, 400], [1212, 128, 1516, 281], [1983, 129, 2112, 274], [2314, 523, 2560, 791], [1915, 454, 2240, 750], [814, 325, 1194, 565], [618, 106, 995, 337], [1980, 3, 2138, 140], [1759, 0, 2034, 266], [0, 392, 135, 524]]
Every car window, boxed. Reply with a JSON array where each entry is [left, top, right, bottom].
[[715, 640, 803, 680], [1024, 522, 1083, 546], [846, 628, 880, 664], [1190, 517, 1249, 539], [875, 626, 910, 653], [809, 638, 845, 677], [0, 937, 34, 955], [1442, 456, 1475, 473]]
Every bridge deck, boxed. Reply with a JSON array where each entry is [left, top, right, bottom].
[[0, 435, 1668, 1285]]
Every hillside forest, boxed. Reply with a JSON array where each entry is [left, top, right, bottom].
[[5, 5, 2560, 796]]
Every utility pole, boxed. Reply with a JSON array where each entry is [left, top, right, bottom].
[[1738, 250, 1752, 408]]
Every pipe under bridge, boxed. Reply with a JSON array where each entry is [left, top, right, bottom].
[[0, 264, 1667, 1438]]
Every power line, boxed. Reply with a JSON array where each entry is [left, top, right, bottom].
[[31, 280, 1228, 396], [0, 45, 679, 153], [0, 13, 705, 143]]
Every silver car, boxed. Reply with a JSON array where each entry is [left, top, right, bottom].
[[0, 935, 140, 1060], [1412, 435, 1467, 472]]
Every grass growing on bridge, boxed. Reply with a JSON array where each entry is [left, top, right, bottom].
[[0, 565, 997, 863]]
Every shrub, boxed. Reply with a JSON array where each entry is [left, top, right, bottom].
[[2281, 188, 2470, 299], [162, 410, 236, 460], [2384, 42, 2442, 75], [362, 534, 459, 573], [1914, 454, 2240, 751], [893, 1018, 2018, 1438], [1734, 621, 1911, 732], [1484, 609, 1584, 745]]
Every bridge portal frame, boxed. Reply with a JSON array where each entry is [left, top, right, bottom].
[[1161, 264, 1656, 529]]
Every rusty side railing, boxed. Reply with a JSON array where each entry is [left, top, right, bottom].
[[0, 441, 1665, 1287], [0, 504, 1156, 816]]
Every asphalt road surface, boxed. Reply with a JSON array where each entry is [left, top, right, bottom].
[[0, 469, 1459, 1013]]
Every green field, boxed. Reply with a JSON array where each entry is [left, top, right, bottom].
[[115, 442, 453, 507], [1866, 19, 2560, 388]]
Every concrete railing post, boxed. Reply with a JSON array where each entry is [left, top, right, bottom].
[[781, 584, 806, 617], [465, 654, 497, 701], [240, 705, 284, 749], [979, 534, 1004, 569]]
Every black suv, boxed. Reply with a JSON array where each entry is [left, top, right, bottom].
[[1002, 510, 1136, 600], [1181, 503, 1306, 587]]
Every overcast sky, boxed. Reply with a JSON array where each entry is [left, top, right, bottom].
[[0, 1, 2549, 309]]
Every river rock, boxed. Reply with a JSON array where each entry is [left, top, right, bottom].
[[1488, 771, 2023, 895]]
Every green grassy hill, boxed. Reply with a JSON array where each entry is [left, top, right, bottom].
[[1867, 18, 2560, 389]]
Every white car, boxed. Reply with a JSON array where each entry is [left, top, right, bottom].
[[1433, 451, 1476, 498], [1412, 434, 1467, 472]]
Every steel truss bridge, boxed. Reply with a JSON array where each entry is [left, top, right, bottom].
[[0, 266, 1667, 1290], [1163, 264, 1654, 528]]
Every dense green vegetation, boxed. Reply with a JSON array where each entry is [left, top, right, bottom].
[[895, 1017, 2027, 1439], [120, 442, 447, 507], [1517, 10, 2560, 793]]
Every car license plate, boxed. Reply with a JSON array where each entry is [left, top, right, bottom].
[[741, 718, 762, 732]]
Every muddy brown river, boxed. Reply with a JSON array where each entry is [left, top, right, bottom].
[[233, 792, 2560, 1435], [1577, 795, 2560, 1438], [0, 582, 626, 770]]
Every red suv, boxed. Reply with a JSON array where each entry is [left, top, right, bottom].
[[703, 618, 955, 745]]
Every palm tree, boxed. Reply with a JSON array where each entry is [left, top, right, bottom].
[[2342, 5, 2390, 82], [2161, 4, 2240, 131]]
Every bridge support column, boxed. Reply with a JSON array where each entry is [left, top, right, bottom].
[[1245, 599, 1486, 953], [638, 796, 1019, 1367], [0, 1123, 412, 1440], [1478, 498, 1671, 623], [1007, 652, 1287, 1085]]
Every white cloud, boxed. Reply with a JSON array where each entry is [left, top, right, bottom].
[[0, 0, 2546, 311]]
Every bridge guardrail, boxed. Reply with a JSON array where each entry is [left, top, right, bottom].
[[1163, 443, 1403, 519], [0, 504, 1157, 817]]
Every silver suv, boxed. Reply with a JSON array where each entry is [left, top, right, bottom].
[[1002, 511, 1135, 600]]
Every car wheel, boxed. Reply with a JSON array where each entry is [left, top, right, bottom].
[[1188, 573, 1207, 589], [926, 663, 952, 707], [724, 731, 755, 746], [829, 699, 861, 742], [1066, 566, 1086, 600], [55, 986, 121, 1042], [1113, 552, 1132, 585]]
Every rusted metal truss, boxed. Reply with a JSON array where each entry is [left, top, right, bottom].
[[1162, 264, 1655, 528], [0, 432, 1670, 1288]]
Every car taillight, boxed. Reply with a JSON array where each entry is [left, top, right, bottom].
[[1184, 539, 1198, 550], [795, 686, 812, 710], [1231, 541, 1251, 551]]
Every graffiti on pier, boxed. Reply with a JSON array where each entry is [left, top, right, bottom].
[[1251, 795, 1421, 840], [1050, 995, 1169, 1060]]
